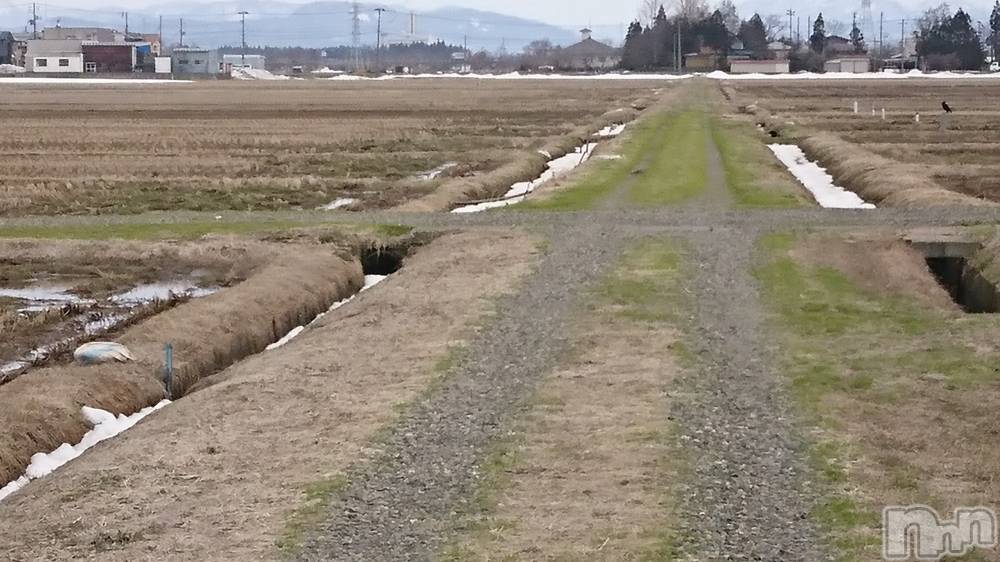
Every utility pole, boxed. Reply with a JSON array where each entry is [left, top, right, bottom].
[[238, 10, 249, 67], [123, 12, 129, 38], [676, 18, 682, 72], [179, 18, 185, 48], [158, 15, 163, 53], [30, 3, 38, 39], [786, 9, 795, 42], [351, 1, 361, 72], [900, 18, 906, 65], [878, 12, 884, 61], [374, 7, 386, 72]]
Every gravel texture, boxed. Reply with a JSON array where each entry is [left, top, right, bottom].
[[297, 222, 631, 561]]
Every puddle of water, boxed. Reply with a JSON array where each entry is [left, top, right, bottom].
[[110, 282, 217, 305], [768, 144, 876, 210], [452, 143, 598, 213], [0, 285, 93, 313], [319, 197, 358, 211], [416, 162, 457, 181]]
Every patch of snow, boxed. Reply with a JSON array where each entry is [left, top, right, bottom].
[[0, 78, 190, 85], [111, 282, 216, 305], [232, 67, 290, 81], [319, 197, 358, 210], [267, 274, 389, 351], [594, 123, 627, 138], [416, 162, 457, 181], [537, 150, 552, 159], [596, 154, 623, 160], [0, 400, 170, 502], [0, 64, 25, 74], [329, 72, 692, 81], [311, 67, 343, 76], [452, 143, 598, 213], [706, 69, 1000, 81], [768, 144, 876, 209]]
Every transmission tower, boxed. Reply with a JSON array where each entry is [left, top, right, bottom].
[[859, 0, 875, 49], [351, 1, 362, 71]]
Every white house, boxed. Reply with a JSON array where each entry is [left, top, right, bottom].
[[730, 60, 790, 74], [824, 57, 871, 73], [25, 39, 84, 73]]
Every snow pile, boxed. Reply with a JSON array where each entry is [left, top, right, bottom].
[[311, 67, 343, 76], [768, 144, 876, 209], [111, 281, 216, 305], [329, 72, 691, 81], [0, 64, 25, 74], [267, 274, 388, 350], [232, 67, 290, 81], [416, 162, 458, 181], [0, 77, 190, 85], [707, 69, 1000, 81], [319, 197, 358, 210], [595, 123, 627, 138], [0, 400, 170, 502], [452, 143, 597, 213]]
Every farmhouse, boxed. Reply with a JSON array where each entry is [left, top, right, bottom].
[[81, 43, 137, 73], [560, 29, 620, 70], [25, 39, 84, 73]]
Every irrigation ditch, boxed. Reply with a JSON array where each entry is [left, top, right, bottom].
[[909, 235, 1000, 314], [0, 234, 421, 498]]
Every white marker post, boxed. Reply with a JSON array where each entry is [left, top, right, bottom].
[[853, 100, 859, 114]]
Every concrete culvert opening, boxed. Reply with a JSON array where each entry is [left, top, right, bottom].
[[925, 257, 998, 314], [360, 246, 405, 275]]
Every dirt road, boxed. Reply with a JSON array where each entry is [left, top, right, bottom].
[[1, 81, 999, 561]]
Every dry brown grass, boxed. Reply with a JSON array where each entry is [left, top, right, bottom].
[[396, 107, 643, 212], [0, 80, 657, 215], [0, 241, 363, 485], [0, 230, 540, 561], [727, 79, 1000, 205], [799, 133, 995, 207]]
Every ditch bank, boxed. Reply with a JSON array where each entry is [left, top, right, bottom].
[[798, 134, 997, 208], [394, 107, 641, 212], [0, 247, 364, 486]]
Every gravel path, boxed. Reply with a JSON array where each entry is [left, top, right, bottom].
[[297, 223, 630, 561], [672, 227, 826, 561]]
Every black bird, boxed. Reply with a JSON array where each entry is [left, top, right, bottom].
[[942, 101, 953, 113]]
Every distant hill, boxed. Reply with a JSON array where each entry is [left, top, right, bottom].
[[0, 1, 580, 51]]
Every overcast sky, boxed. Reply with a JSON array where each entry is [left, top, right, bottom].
[[40, 0, 639, 27]]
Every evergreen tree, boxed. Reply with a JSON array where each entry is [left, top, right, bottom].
[[698, 10, 731, 53], [652, 5, 671, 67], [951, 9, 985, 69], [739, 13, 768, 58], [990, 1, 1000, 60], [850, 16, 865, 53], [620, 20, 646, 70], [810, 13, 827, 53]]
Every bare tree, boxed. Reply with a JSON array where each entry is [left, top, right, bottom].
[[639, 0, 662, 25], [764, 14, 785, 41], [826, 19, 848, 37], [718, 0, 741, 34], [676, 0, 709, 19]]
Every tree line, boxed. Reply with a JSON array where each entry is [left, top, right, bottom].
[[620, 1, 1000, 72]]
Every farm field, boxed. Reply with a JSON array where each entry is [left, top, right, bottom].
[[0, 80, 653, 216], [0, 78, 999, 562], [724, 79, 1000, 205]]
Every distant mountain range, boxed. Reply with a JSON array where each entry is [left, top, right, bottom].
[[0, 1, 582, 51]]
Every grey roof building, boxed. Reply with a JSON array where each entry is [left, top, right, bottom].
[[171, 47, 221, 75], [559, 29, 620, 70]]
